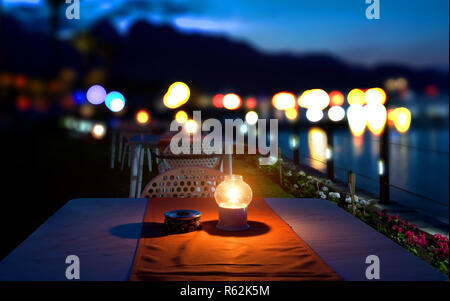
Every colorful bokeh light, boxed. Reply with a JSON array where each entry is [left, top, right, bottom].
[[425, 84, 438, 98], [212, 94, 224, 108], [306, 108, 323, 122], [329, 91, 345, 106], [105, 91, 125, 112], [136, 110, 150, 124], [86, 84, 107, 105], [272, 92, 296, 110], [285, 107, 298, 120], [245, 97, 257, 109], [163, 81, 190, 109], [73, 90, 86, 105], [245, 111, 258, 125], [366, 103, 387, 135], [392, 107, 411, 133], [175, 110, 188, 124], [79, 103, 95, 118], [14, 74, 27, 90], [347, 104, 367, 137], [347, 88, 365, 105], [365, 88, 387, 105], [223, 93, 242, 110], [15, 95, 31, 111], [327, 106, 345, 122], [299, 89, 329, 110], [91, 123, 106, 139]]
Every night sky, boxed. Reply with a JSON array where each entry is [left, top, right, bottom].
[[2, 0, 449, 68]]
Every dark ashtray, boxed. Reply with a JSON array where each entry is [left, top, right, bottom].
[[164, 209, 202, 234]]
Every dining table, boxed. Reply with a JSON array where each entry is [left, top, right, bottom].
[[0, 197, 446, 281]]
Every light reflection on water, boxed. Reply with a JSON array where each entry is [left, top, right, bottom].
[[279, 126, 449, 221], [307, 127, 327, 170]]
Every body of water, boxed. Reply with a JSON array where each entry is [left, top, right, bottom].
[[278, 126, 449, 223]]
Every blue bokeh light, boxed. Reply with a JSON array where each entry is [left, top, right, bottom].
[[73, 90, 86, 105], [105, 91, 125, 112]]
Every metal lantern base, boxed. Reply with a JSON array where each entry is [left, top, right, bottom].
[[216, 206, 250, 231]]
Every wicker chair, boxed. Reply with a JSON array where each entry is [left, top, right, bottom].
[[141, 166, 225, 198]]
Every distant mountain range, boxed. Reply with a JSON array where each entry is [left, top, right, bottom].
[[1, 16, 448, 96]]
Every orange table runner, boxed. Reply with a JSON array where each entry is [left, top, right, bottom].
[[129, 198, 341, 281]]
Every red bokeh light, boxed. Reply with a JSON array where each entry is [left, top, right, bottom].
[[15, 95, 31, 111], [212, 94, 224, 108], [329, 90, 344, 106], [61, 95, 75, 110], [245, 97, 257, 109], [14, 74, 27, 90], [425, 85, 438, 98]]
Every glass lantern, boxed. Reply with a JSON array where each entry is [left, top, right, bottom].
[[214, 175, 253, 231]]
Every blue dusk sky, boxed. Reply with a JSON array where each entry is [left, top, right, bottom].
[[1, 0, 449, 68]]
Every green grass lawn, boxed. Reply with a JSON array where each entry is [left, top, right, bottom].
[[233, 159, 293, 198]]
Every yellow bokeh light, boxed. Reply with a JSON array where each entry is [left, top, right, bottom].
[[297, 90, 311, 108], [366, 103, 387, 136], [392, 107, 411, 133], [136, 110, 150, 124], [347, 104, 367, 137], [163, 81, 190, 109], [365, 88, 387, 105], [386, 78, 408, 92], [222, 93, 242, 110], [185, 119, 198, 134], [272, 92, 296, 110], [285, 107, 298, 120], [298, 89, 329, 110], [387, 108, 396, 127], [175, 110, 188, 124], [347, 88, 366, 105]]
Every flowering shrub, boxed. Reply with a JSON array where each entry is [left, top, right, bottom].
[[373, 211, 449, 275], [251, 156, 449, 276], [433, 234, 449, 262]]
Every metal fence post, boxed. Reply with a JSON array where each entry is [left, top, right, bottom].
[[325, 124, 335, 181], [379, 123, 390, 204]]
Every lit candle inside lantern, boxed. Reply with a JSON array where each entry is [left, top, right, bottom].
[[214, 175, 253, 231], [219, 200, 247, 209]]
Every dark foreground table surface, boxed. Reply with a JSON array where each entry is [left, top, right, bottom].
[[0, 198, 446, 281]]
